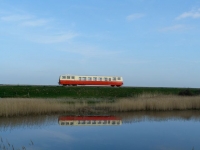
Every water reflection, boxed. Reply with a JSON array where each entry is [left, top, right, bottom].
[[58, 116, 122, 126], [1, 111, 200, 129], [1, 111, 200, 150], [0, 115, 57, 131], [114, 110, 200, 123]]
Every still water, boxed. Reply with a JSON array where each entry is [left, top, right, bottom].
[[1, 111, 200, 150]]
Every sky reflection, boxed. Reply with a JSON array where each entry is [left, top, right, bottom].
[[0, 111, 200, 150]]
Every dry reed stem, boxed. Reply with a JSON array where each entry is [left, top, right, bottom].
[[0, 95, 200, 117], [98, 95, 200, 112]]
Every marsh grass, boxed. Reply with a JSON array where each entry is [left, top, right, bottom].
[[99, 94, 200, 112], [0, 94, 200, 117], [0, 99, 71, 117]]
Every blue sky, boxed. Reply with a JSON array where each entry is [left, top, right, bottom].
[[0, 0, 200, 87]]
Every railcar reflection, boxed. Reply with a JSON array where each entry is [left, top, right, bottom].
[[58, 116, 122, 126]]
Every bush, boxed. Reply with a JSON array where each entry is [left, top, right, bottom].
[[178, 89, 193, 96]]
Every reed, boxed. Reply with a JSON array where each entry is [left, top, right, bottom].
[[0, 136, 32, 150], [99, 94, 200, 111], [0, 94, 200, 117]]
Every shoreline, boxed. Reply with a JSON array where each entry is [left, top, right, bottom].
[[1, 94, 200, 117]]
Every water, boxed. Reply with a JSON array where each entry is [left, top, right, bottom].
[[1, 111, 200, 150]]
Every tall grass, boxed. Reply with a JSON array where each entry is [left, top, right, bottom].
[[0, 99, 68, 117], [99, 94, 200, 111], [0, 94, 200, 117]]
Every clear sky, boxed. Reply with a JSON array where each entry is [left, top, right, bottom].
[[0, 0, 200, 87]]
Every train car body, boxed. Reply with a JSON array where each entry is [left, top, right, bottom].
[[58, 116, 122, 126], [58, 75, 123, 87]]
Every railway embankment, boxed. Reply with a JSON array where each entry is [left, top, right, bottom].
[[0, 85, 200, 98]]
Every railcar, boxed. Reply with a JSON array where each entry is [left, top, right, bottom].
[[58, 116, 122, 126], [58, 75, 123, 87]]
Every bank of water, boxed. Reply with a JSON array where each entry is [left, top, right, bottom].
[[0, 111, 200, 150], [1, 96, 200, 117]]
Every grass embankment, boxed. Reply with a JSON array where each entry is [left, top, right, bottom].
[[1, 94, 200, 117], [0, 85, 200, 98]]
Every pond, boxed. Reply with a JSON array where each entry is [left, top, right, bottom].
[[0, 111, 200, 150]]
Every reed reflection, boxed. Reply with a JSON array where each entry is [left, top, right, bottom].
[[114, 110, 200, 124], [0, 115, 57, 131], [1, 111, 200, 129]]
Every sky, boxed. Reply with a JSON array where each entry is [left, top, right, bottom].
[[0, 0, 200, 87]]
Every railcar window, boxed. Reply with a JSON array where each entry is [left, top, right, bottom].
[[81, 77, 86, 81], [104, 78, 108, 81], [72, 76, 75, 79], [79, 77, 81, 80], [61, 122, 65, 125], [113, 77, 116, 81], [99, 77, 102, 81], [88, 77, 92, 81], [109, 78, 111, 81], [93, 77, 97, 81], [67, 76, 70, 79], [62, 76, 66, 79], [112, 121, 116, 125], [80, 121, 84, 124], [117, 77, 121, 80]]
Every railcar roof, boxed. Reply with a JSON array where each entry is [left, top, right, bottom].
[[60, 74, 122, 77]]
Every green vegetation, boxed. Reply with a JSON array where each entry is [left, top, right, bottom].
[[0, 85, 200, 98]]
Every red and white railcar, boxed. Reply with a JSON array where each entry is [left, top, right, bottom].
[[58, 116, 122, 126], [58, 75, 123, 87]]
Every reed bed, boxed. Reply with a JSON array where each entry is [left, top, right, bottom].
[[0, 94, 200, 117], [0, 98, 75, 117], [99, 94, 200, 112]]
